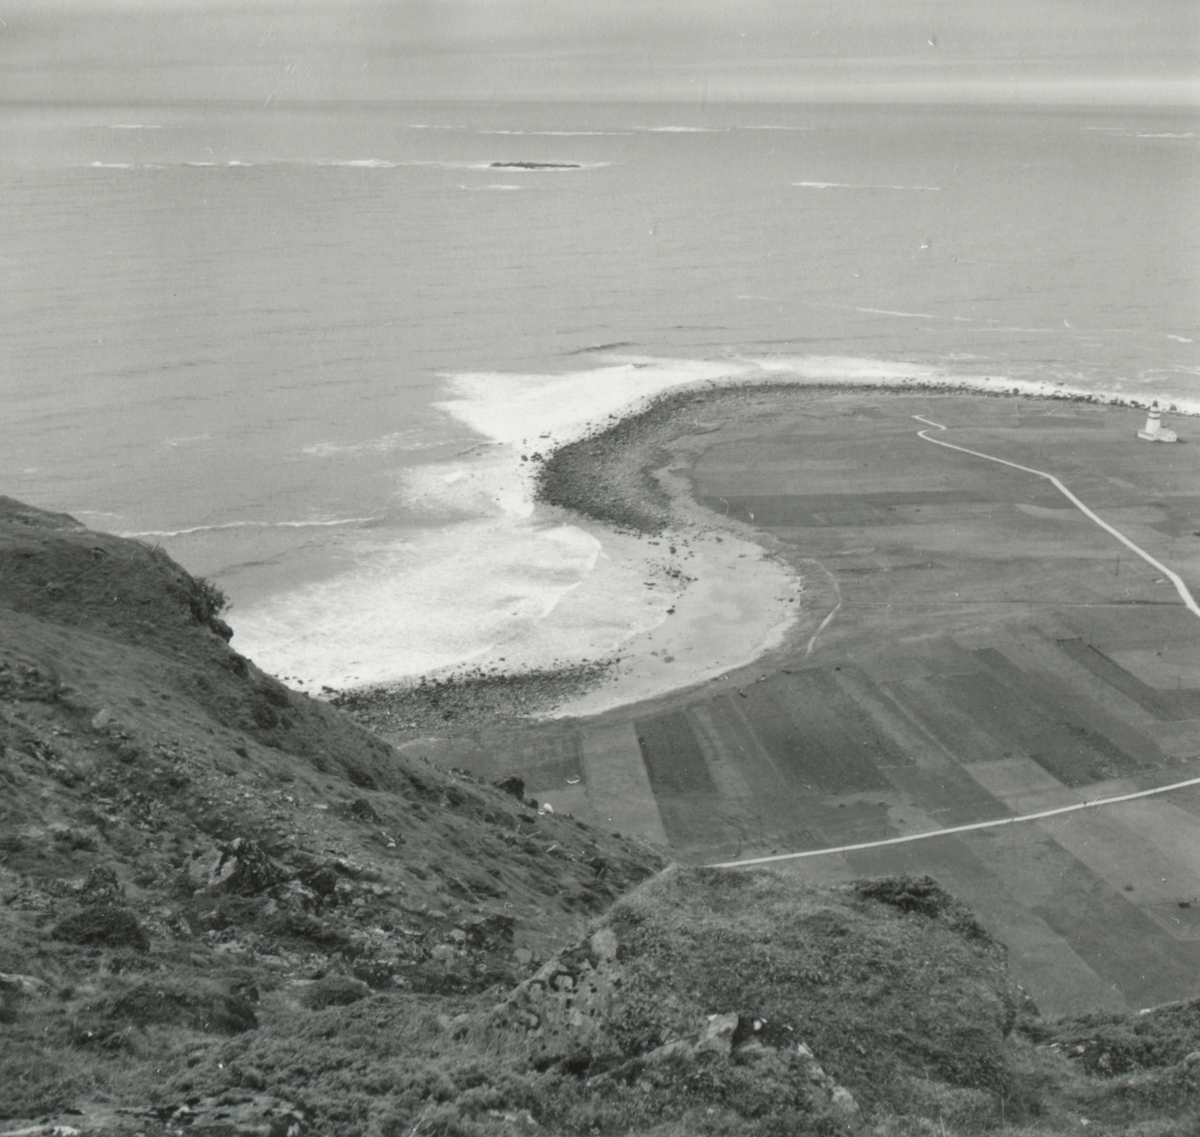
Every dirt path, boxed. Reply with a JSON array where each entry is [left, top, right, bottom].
[[914, 413, 1200, 620]]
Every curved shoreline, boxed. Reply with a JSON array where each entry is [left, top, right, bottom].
[[334, 373, 1197, 733], [535, 374, 1198, 533]]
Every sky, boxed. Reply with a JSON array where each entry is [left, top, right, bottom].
[[1, 0, 1197, 104]]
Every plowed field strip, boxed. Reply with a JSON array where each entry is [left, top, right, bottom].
[[706, 773, 1200, 869]]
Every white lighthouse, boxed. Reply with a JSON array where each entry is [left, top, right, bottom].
[[1137, 402, 1178, 443]]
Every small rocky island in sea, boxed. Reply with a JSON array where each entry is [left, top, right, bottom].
[[490, 161, 581, 169]]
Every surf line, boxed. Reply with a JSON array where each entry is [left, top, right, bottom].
[[912, 414, 1200, 621], [706, 773, 1200, 869]]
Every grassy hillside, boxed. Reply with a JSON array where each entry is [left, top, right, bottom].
[[1, 496, 1198, 1137]]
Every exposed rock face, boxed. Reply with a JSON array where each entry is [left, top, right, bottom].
[[192, 837, 284, 896]]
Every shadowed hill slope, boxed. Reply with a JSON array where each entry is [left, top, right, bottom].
[[0, 498, 664, 1130]]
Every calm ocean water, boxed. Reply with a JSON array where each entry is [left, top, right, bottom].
[[3, 100, 1198, 689]]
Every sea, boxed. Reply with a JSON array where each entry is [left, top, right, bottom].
[[3, 99, 1198, 696]]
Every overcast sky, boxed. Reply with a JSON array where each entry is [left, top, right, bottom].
[[2, 0, 1197, 104]]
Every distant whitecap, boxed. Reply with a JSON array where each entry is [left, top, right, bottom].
[[793, 181, 941, 191], [480, 129, 631, 137], [323, 159, 399, 168]]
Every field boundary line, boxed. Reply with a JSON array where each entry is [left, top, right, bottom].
[[706, 772, 1200, 868], [910, 414, 1200, 619]]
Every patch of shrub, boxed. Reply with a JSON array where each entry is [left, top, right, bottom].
[[51, 907, 150, 952], [106, 981, 257, 1033], [300, 975, 371, 1011]]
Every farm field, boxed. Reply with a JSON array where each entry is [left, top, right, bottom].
[[399, 393, 1200, 1017]]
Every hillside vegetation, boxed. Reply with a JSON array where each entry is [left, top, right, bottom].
[[1, 496, 1198, 1137]]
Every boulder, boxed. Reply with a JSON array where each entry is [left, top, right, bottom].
[[589, 926, 618, 963], [797, 1042, 863, 1134], [695, 1012, 738, 1056], [193, 838, 282, 896], [493, 776, 525, 800]]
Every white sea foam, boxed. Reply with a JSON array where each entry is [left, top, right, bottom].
[[239, 357, 766, 690], [302, 429, 463, 457], [853, 306, 938, 319], [480, 130, 631, 136], [71, 510, 129, 522], [399, 450, 536, 520], [122, 517, 376, 539], [432, 358, 750, 447], [793, 181, 941, 191], [323, 159, 399, 168], [736, 355, 940, 384], [741, 355, 1200, 414], [1083, 127, 1195, 140], [109, 124, 162, 130], [231, 519, 612, 687]]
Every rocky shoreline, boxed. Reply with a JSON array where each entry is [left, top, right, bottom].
[[329, 661, 615, 735]]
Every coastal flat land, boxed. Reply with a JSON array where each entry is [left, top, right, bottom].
[[397, 391, 1200, 1017]]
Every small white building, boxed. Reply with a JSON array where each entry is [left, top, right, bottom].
[[1137, 403, 1178, 442]]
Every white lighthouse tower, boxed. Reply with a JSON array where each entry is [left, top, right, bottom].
[[1137, 402, 1178, 443]]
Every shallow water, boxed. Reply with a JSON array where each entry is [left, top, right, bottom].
[[3, 100, 1197, 691]]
